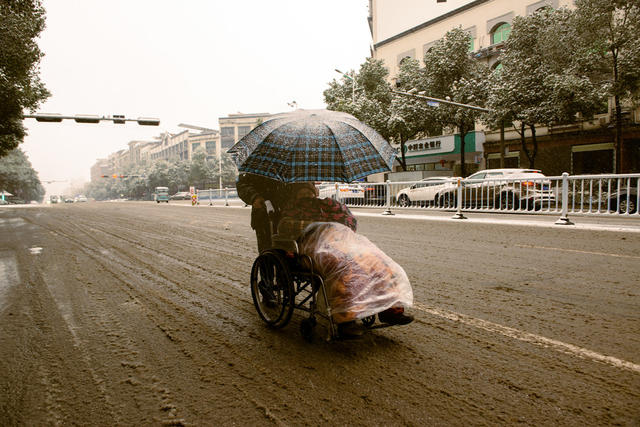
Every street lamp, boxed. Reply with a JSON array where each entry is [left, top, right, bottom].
[[392, 89, 506, 167], [335, 68, 356, 102]]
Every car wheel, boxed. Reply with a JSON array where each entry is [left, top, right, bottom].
[[612, 196, 637, 214], [398, 194, 410, 207]]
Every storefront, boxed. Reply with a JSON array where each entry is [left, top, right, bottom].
[[399, 131, 486, 176]]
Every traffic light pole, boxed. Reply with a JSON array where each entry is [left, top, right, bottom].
[[23, 113, 160, 126]]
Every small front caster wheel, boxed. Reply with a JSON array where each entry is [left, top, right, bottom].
[[362, 315, 376, 328]]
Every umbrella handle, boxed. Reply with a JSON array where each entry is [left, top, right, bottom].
[[264, 200, 275, 215]]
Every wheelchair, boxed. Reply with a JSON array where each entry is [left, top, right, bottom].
[[249, 202, 388, 341]]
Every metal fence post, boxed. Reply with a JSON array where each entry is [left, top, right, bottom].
[[452, 177, 467, 219], [382, 180, 394, 215], [208, 188, 212, 206], [555, 172, 574, 225], [224, 187, 229, 206]]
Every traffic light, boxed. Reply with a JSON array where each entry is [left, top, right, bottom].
[[136, 117, 160, 126], [34, 113, 63, 122], [74, 115, 101, 124]]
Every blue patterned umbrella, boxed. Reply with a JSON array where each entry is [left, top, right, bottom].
[[227, 109, 396, 183]]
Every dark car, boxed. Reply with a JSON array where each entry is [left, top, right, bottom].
[[608, 189, 637, 214]]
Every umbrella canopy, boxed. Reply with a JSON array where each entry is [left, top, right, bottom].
[[0, 190, 13, 196], [227, 109, 396, 183]]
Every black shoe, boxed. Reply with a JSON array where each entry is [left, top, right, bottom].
[[378, 310, 414, 325], [337, 321, 364, 338]]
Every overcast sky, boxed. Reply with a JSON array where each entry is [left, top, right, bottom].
[[21, 0, 372, 195]]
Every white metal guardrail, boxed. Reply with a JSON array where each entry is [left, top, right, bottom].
[[194, 188, 239, 206], [329, 173, 639, 223], [194, 174, 639, 224]]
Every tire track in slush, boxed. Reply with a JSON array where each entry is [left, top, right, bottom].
[[36, 214, 318, 424], [41, 214, 438, 424], [41, 210, 640, 376], [24, 217, 188, 425], [414, 302, 640, 374]]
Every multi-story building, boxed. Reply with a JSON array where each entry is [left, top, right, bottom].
[[90, 158, 112, 181], [219, 112, 272, 151], [368, 0, 639, 175], [92, 112, 271, 182]]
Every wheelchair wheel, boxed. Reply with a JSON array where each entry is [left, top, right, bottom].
[[250, 250, 295, 329], [362, 315, 376, 328]]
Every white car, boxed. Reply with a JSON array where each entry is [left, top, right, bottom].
[[74, 195, 88, 202], [396, 177, 457, 207], [438, 168, 556, 209], [317, 182, 365, 204]]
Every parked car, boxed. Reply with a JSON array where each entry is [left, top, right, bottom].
[[317, 182, 365, 204], [396, 177, 457, 207], [170, 191, 190, 200], [437, 169, 556, 210], [361, 183, 387, 206], [64, 197, 74, 203], [74, 195, 88, 202], [608, 189, 637, 214]]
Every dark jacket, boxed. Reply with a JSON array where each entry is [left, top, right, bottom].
[[236, 173, 287, 207]]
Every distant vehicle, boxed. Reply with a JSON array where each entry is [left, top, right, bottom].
[[396, 177, 457, 207], [154, 187, 170, 203], [170, 191, 190, 200], [50, 195, 60, 204], [317, 182, 365, 204], [437, 168, 555, 210], [64, 197, 74, 203], [608, 189, 637, 214], [74, 195, 88, 202]]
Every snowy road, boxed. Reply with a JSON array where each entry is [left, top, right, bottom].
[[0, 202, 638, 425]]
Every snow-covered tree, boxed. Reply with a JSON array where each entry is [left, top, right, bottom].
[[572, 0, 640, 172], [0, 0, 50, 157], [422, 27, 490, 177], [487, 8, 604, 168]]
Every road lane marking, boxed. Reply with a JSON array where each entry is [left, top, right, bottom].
[[516, 244, 640, 259], [413, 302, 640, 374]]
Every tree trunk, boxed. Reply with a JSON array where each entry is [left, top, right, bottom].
[[500, 120, 505, 168], [529, 124, 538, 169], [519, 122, 535, 168], [398, 134, 408, 171], [612, 47, 623, 173], [459, 123, 467, 178], [614, 94, 623, 173]]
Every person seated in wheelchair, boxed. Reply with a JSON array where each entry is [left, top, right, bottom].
[[277, 183, 414, 337]]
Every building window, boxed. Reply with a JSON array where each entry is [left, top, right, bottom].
[[571, 143, 614, 174], [206, 141, 217, 154], [491, 22, 511, 45], [192, 142, 201, 150], [468, 37, 475, 52], [237, 126, 251, 139], [221, 126, 235, 149], [487, 152, 519, 169]]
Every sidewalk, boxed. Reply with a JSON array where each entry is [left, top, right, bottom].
[[163, 200, 640, 233], [351, 207, 640, 233]]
